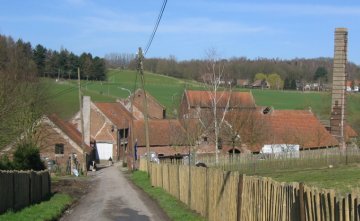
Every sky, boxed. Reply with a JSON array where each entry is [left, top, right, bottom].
[[1, 0, 360, 64]]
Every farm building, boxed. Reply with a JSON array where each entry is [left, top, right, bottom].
[[236, 79, 250, 87], [91, 102, 134, 162], [179, 90, 256, 119], [72, 100, 135, 162], [37, 114, 94, 170], [129, 119, 189, 158], [121, 89, 166, 119], [251, 79, 270, 89], [0, 114, 94, 171]]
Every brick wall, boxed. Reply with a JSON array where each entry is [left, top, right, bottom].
[[37, 123, 85, 168], [133, 90, 165, 119], [90, 107, 119, 160]]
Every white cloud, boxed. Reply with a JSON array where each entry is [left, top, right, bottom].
[[191, 1, 360, 16]]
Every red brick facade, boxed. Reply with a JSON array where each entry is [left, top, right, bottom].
[[37, 116, 92, 170], [131, 90, 166, 119]]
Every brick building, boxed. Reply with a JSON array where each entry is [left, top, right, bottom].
[[123, 89, 166, 119], [129, 119, 189, 158], [37, 115, 93, 170], [179, 90, 256, 119], [90, 102, 134, 162]]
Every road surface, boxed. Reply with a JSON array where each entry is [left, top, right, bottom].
[[60, 163, 169, 221]]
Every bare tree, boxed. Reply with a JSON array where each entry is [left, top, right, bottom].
[[202, 49, 232, 164]]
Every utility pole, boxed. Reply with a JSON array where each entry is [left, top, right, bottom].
[[78, 68, 87, 176], [137, 47, 151, 175]]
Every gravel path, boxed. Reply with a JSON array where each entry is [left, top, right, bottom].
[[60, 163, 169, 221]]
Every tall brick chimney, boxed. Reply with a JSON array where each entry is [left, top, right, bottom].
[[330, 28, 348, 149]]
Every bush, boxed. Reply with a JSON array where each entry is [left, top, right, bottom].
[[0, 155, 13, 170], [12, 143, 45, 171]]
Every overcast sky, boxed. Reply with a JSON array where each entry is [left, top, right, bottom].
[[1, 0, 360, 64]]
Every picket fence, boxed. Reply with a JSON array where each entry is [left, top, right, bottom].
[[139, 159, 360, 221], [0, 170, 51, 214]]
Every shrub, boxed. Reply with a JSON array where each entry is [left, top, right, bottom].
[[0, 155, 13, 170], [12, 143, 45, 171]]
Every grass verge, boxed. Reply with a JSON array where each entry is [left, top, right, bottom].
[[264, 164, 360, 194], [0, 193, 72, 221], [130, 171, 205, 221]]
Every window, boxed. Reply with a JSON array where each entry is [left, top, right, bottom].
[[55, 143, 64, 154], [119, 128, 129, 139]]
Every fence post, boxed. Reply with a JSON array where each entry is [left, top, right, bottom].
[[237, 174, 245, 221], [299, 182, 306, 221]]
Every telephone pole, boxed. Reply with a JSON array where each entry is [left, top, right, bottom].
[[78, 68, 87, 176], [137, 47, 151, 175]]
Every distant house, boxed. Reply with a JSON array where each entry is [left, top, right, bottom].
[[179, 90, 256, 119], [251, 79, 270, 89], [237, 79, 250, 88], [346, 80, 360, 92]]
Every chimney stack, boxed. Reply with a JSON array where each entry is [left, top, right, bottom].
[[330, 28, 348, 149]]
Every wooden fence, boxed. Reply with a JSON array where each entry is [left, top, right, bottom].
[[0, 170, 51, 214], [141, 160, 360, 221], [161, 147, 360, 175]]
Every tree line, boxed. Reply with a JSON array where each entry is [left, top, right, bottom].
[[123, 56, 360, 85], [0, 34, 106, 81]]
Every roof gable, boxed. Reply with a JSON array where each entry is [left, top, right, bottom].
[[94, 102, 134, 128], [47, 114, 92, 153]]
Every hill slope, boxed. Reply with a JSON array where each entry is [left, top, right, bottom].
[[45, 69, 360, 133]]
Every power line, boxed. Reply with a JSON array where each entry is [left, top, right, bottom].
[[144, 0, 168, 55]]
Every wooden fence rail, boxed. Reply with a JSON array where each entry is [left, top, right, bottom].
[[0, 170, 51, 214], [160, 147, 360, 175], [140, 159, 360, 221]]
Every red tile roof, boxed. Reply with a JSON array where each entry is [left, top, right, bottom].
[[185, 90, 256, 108], [94, 102, 134, 128], [133, 119, 187, 147], [261, 110, 339, 150], [345, 124, 358, 139], [47, 114, 92, 153]]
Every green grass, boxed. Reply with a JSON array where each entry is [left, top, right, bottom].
[[263, 164, 360, 194], [43, 79, 115, 119], [45, 69, 203, 119], [0, 193, 72, 221], [250, 89, 331, 119], [130, 171, 205, 221], [43, 69, 360, 133]]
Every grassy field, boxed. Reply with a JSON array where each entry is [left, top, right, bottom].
[[131, 171, 205, 221], [0, 193, 72, 221], [264, 164, 360, 194], [44, 69, 360, 132], [45, 69, 203, 119]]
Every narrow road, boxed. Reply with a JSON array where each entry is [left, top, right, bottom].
[[60, 163, 169, 221]]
